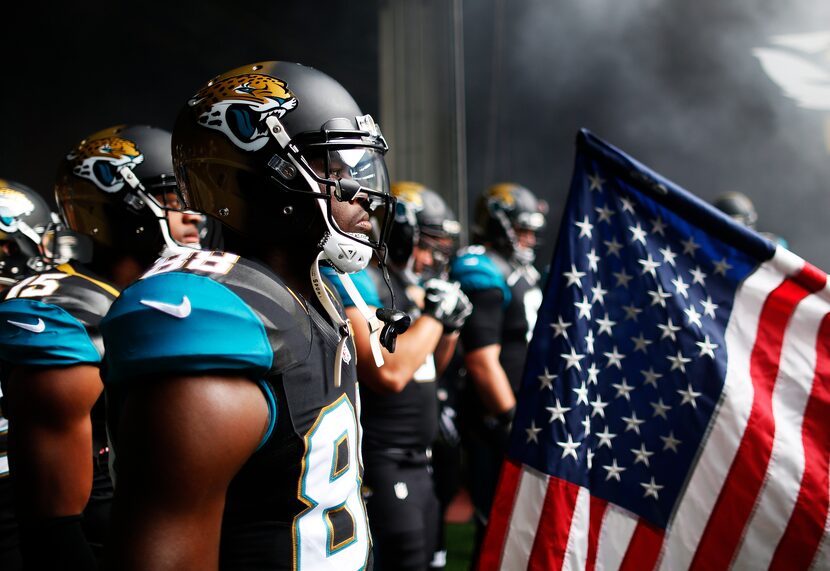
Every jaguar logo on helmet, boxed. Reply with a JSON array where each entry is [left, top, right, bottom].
[[0, 186, 35, 233], [67, 137, 144, 194], [487, 183, 517, 206], [188, 74, 298, 152]]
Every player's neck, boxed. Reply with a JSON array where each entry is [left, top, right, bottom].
[[257, 245, 318, 301]]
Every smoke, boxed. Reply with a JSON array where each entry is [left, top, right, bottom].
[[465, 0, 830, 269]]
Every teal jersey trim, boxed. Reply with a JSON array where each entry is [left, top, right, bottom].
[[256, 380, 278, 450], [101, 272, 273, 384], [319, 266, 381, 308], [0, 298, 100, 366], [450, 252, 512, 308]]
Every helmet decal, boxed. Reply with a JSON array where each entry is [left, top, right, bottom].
[[188, 74, 298, 152], [487, 183, 517, 207], [0, 185, 35, 233], [68, 137, 144, 193], [392, 182, 425, 209]]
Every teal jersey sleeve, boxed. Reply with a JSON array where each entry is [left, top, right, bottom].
[[100, 272, 273, 384], [319, 266, 382, 308], [0, 299, 101, 366], [450, 252, 512, 307]]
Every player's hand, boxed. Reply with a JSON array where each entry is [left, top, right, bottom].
[[422, 278, 473, 333]]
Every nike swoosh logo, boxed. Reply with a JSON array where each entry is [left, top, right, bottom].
[[7, 318, 46, 333], [140, 296, 192, 319]]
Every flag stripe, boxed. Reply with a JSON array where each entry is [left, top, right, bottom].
[[562, 487, 590, 571], [692, 263, 826, 569], [478, 459, 523, 571], [502, 467, 549, 570], [769, 310, 830, 570], [584, 495, 608, 571], [734, 285, 828, 568], [528, 476, 582, 571], [595, 505, 638, 571], [618, 519, 664, 571], [659, 254, 786, 569]]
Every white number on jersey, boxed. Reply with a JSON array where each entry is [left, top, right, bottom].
[[6, 273, 70, 299], [142, 251, 240, 279]]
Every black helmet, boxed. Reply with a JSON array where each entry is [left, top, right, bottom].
[[387, 181, 460, 277], [172, 61, 395, 274], [0, 179, 52, 284], [55, 124, 190, 264], [474, 183, 546, 264], [713, 191, 757, 229]]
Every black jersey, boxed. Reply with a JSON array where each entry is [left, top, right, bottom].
[[101, 250, 370, 570]]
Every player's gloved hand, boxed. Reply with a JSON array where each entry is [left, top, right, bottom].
[[481, 406, 515, 452], [438, 405, 461, 447], [422, 278, 473, 333]]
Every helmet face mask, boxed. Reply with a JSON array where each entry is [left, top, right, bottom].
[[0, 180, 55, 284]]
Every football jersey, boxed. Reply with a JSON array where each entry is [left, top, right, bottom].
[[101, 251, 370, 570], [323, 265, 439, 450], [0, 262, 118, 522]]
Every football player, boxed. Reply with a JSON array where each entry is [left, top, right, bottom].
[[322, 181, 471, 570], [0, 126, 191, 569], [449, 183, 547, 558], [100, 61, 399, 570]]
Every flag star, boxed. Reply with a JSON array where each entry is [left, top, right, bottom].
[[561, 348, 585, 371], [639, 254, 662, 278], [684, 305, 703, 328], [585, 329, 595, 355], [620, 197, 635, 213], [564, 264, 586, 288], [631, 333, 653, 353], [558, 433, 581, 460], [586, 248, 600, 272], [641, 477, 664, 500], [677, 383, 702, 407], [713, 257, 733, 276], [700, 296, 719, 318], [573, 381, 589, 405], [672, 275, 690, 298], [667, 350, 692, 373], [538, 367, 557, 390], [641, 367, 663, 387], [590, 395, 609, 418], [657, 317, 681, 342], [581, 415, 592, 435], [590, 281, 608, 304], [596, 312, 616, 336], [690, 265, 707, 286], [612, 378, 635, 401], [631, 443, 655, 467], [603, 345, 625, 369], [648, 285, 673, 308], [586, 363, 600, 385], [550, 316, 571, 339], [574, 296, 593, 320], [681, 236, 701, 256], [595, 205, 614, 223], [651, 216, 668, 236], [629, 222, 648, 245], [587, 448, 595, 470], [604, 237, 623, 257], [660, 431, 682, 453], [596, 426, 617, 448], [650, 398, 673, 420], [546, 398, 571, 424], [614, 269, 633, 288], [622, 411, 645, 435], [588, 173, 605, 191], [603, 458, 626, 481], [623, 304, 642, 321], [660, 245, 678, 267], [575, 216, 594, 239], [696, 335, 719, 359], [526, 420, 542, 444]]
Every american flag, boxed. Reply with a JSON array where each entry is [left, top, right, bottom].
[[479, 129, 830, 570]]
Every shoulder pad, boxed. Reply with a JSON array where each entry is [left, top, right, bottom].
[[319, 266, 382, 308], [450, 252, 511, 306], [0, 298, 100, 366], [101, 271, 273, 384]]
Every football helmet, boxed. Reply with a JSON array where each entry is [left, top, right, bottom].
[[55, 125, 193, 264], [388, 181, 461, 280], [713, 191, 757, 229], [0, 179, 52, 284], [473, 183, 546, 265], [172, 61, 395, 274]]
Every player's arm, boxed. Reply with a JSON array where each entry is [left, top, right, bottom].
[[105, 374, 269, 571], [434, 332, 460, 375]]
